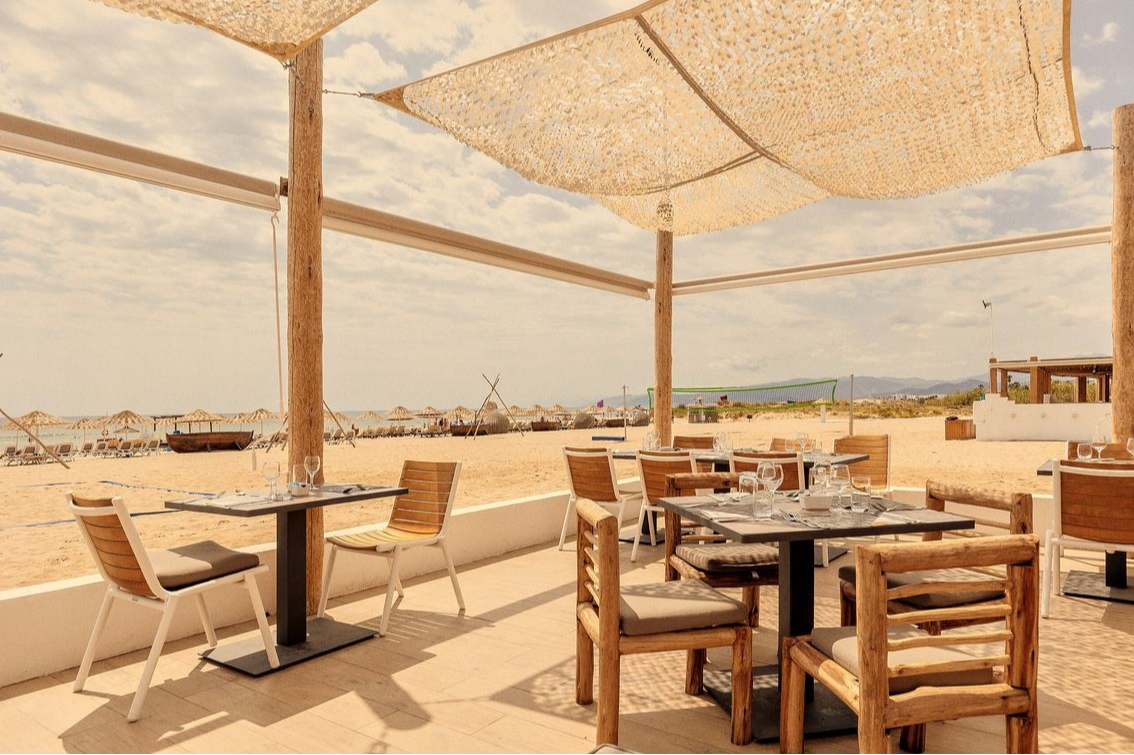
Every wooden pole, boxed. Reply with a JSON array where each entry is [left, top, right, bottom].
[[655, 229, 674, 446], [288, 39, 325, 615], [1113, 104, 1134, 442]]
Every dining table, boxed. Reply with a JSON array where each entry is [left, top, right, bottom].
[[166, 483, 407, 675], [658, 493, 974, 742], [1037, 458, 1134, 603]]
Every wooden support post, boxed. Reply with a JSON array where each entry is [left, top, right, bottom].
[[1114, 104, 1134, 441], [1078, 376, 1088, 403], [988, 358, 998, 395], [1028, 357, 1041, 404], [654, 229, 674, 446], [287, 39, 325, 615]]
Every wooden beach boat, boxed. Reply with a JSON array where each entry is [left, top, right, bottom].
[[530, 420, 560, 432], [165, 431, 254, 453]]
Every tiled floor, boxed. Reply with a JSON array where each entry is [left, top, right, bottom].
[[3, 536, 1134, 753]]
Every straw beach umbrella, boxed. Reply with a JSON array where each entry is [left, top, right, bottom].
[[416, 405, 443, 420], [385, 406, 414, 422], [445, 405, 472, 422], [527, 404, 550, 418], [68, 416, 105, 444], [323, 408, 351, 424], [551, 404, 570, 417], [357, 410, 384, 422], [239, 407, 277, 435], [175, 408, 226, 432], [4, 410, 67, 444]]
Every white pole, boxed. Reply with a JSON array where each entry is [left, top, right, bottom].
[[984, 300, 995, 358], [848, 374, 855, 436]]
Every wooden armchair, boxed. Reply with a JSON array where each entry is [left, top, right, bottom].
[[575, 498, 752, 747], [782, 535, 1040, 754], [632, 450, 697, 562], [662, 472, 779, 627]]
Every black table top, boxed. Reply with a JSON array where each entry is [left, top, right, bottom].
[[166, 484, 407, 517], [658, 495, 974, 543]]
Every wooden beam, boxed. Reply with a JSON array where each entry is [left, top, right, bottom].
[[287, 39, 325, 615], [1114, 104, 1134, 442], [655, 229, 673, 446]]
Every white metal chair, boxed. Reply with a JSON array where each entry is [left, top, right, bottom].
[[1043, 459, 1134, 617], [317, 460, 463, 635], [633, 450, 697, 562], [558, 447, 642, 550], [67, 492, 279, 722]]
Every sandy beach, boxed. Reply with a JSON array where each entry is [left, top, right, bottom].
[[0, 414, 1065, 591]]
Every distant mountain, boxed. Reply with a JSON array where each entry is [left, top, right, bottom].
[[596, 375, 986, 408]]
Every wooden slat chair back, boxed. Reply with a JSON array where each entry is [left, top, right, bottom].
[[574, 498, 752, 747], [672, 434, 716, 472], [67, 493, 278, 722], [631, 450, 697, 562], [769, 437, 791, 451], [318, 461, 464, 635], [1043, 460, 1134, 618], [663, 472, 779, 627], [729, 450, 805, 491], [1064, 441, 1133, 460], [840, 481, 1033, 651], [558, 447, 641, 550], [782, 535, 1040, 755], [833, 434, 892, 494]]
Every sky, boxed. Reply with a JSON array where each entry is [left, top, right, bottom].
[[0, 0, 1131, 417]]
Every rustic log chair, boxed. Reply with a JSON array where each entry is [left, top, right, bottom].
[[833, 434, 892, 496], [68, 493, 279, 722], [836, 481, 1033, 753], [662, 471, 779, 627], [781, 535, 1040, 755], [574, 498, 752, 747], [317, 460, 463, 636], [631, 450, 697, 562], [558, 447, 642, 550], [1043, 459, 1134, 618]]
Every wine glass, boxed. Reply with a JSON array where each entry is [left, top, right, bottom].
[[1091, 431, 1108, 461], [262, 460, 281, 501], [713, 432, 730, 453], [809, 462, 831, 491], [304, 454, 321, 490], [758, 461, 784, 499], [643, 429, 660, 451], [830, 464, 851, 506], [796, 433, 810, 452]]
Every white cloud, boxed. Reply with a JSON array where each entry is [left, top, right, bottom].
[[1072, 65, 1106, 96], [1082, 21, 1119, 45]]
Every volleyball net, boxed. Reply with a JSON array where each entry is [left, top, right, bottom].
[[647, 379, 838, 418]]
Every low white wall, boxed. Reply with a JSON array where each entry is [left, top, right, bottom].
[[0, 483, 642, 689], [974, 394, 1111, 441]]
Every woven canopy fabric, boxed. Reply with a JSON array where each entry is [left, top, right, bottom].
[[372, 0, 1080, 236], [92, 0, 380, 60]]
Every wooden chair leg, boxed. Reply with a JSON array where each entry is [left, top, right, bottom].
[[74, 589, 114, 692], [742, 584, 760, 627], [685, 648, 706, 694], [780, 638, 805, 754], [731, 627, 752, 746], [840, 591, 856, 627], [1007, 712, 1039, 754], [576, 617, 594, 705], [316, 543, 336, 617], [857, 722, 891, 754], [899, 723, 925, 753], [597, 642, 620, 745]]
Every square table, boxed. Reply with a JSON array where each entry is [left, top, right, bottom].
[[166, 483, 407, 675], [658, 494, 974, 741]]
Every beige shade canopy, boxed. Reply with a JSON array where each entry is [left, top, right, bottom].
[[323, 409, 352, 423], [372, 0, 1080, 236], [526, 404, 550, 417], [416, 405, 444, 418], [92, 0, 381, 61], [238, 408, 277, 423], [550, 404, 570, 417], [11, 410, 68, 429], [68, 417, 106, 430], [101, 409, 154, 427], [385, 405, 414, 422], [357, 410, 385, 421]]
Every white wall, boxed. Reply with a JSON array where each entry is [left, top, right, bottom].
[[0, 484, 640, 688], [973, 394, 1112, 441]]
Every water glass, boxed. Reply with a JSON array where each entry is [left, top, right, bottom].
[[289, 464, 310, 497], [713, 432, 730, 453], [812, 438, 824, 454], [809, 462, 831, 491], [741, 472, 771, 519], [1076, 442, 1093, 462], [796, 433, 810, 452], [644, 430, 660, 451], [831, 464, 851, 506], [851, 475, 872, 512]]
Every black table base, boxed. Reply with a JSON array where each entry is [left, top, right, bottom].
[[200, 617, 375, 676], [1062, 570, 1134, 605], [703, 666, 857, 742]]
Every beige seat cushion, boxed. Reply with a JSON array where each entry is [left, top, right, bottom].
[[676, 543, 778, 572], [810, 625, 995, 694], [619, 579, 748, 636], [150, 541, 260, 590], [838, 565, 1004, 609]]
